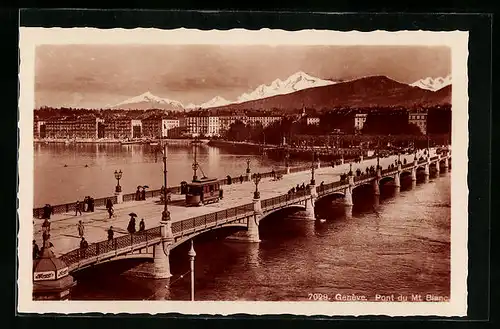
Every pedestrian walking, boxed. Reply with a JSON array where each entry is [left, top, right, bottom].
[[79, 237, 89, 258], [135, 187, 141, 201], [127, 217, 136, 234], [77, 220, 85, 238], [106, 198, 114, 218], [75, 200, 82, 216], [107, 226, 114, 244], [141, 187, 146, 201], [139, 219, 145, 232], [32, 240, 39, 260], [239, 175, 243, 184]]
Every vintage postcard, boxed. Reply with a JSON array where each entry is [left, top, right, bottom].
[[18, 27, 469, 316]]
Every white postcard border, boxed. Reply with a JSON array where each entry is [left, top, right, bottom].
[[18, 27, 469, 316]]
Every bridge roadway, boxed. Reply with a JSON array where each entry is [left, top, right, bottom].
[[33, 149, 437, 259]]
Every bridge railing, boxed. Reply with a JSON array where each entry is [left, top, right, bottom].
[[261, 189, 308, 210], [58, 226, 162, 269], [171, 203, 254, 236], [33, 164, 315, 218], [316, 179, 347, 196], [33, 195, 118, 219]]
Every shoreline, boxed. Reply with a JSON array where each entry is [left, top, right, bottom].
[[34, 138, 210, 145]]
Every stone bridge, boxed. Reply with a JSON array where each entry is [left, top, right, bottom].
[[55, 152, 451, 279]]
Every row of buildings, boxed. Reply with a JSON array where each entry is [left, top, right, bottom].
[[33, 113, 289, 140], [354, 111, 428, 134], [33, 111, 428, 140]]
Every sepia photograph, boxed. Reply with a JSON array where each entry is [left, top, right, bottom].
[[18, 27, 469, 316]]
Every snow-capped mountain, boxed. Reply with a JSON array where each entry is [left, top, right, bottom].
[[111, 91, 184, 110], [236, 71, 335, 103], [184, 103, 197, 109], [199, 96, 231, 109], [410, 75, 452, 91]]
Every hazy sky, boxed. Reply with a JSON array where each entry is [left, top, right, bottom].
[[35, 44, 451, 108]]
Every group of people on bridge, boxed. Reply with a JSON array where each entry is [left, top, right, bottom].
[[74, 196, 96, 216], [287, 182, 315, 195]]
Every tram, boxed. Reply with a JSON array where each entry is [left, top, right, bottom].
[[184, 177, 221, 206]]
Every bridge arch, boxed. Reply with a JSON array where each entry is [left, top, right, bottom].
[[70, 252, 155, 274], [316, 191, 345, 202], [379, 176, 395, 185], [259, 204, 306, 223], [170, 222, 248, 250], [352, 183, 373, 193]]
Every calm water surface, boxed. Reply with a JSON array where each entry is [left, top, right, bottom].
[[34, 143, 302, 207], [70, 171, 450, 301]]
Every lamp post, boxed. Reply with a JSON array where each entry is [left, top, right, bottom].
[[310, 142, 316, 185], [252, 173, 261, 199], [398, 152, 401, 165], [114, 170, 122, 193], [192, 139, 199, 182], [161, 142, 170, 222], [188, 240, 196, 301], [246, 158, 251, 174]]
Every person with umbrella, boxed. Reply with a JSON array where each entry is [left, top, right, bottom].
[[141, 186, 147, 201], [127, 213, 137, 234]]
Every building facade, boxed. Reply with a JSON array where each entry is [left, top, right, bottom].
[[162, 119, 180, 137], [246, 115, 282, 128], [354, 113, 368, 131], [408, 111, 428, 135], [306, 116, 320, 125], [104, 118, 132, 139], [186, 115, 220, 137], [43, 116, 99, 139]]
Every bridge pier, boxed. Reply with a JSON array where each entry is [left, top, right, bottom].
[[246, 198, 262, 242], [150, 219, 174, 279], [424, 163, 430, 177], [115, 191, 123, 204], [443, 157, 449, 170], [152, 242, 172, 279], [394, 165, 401, 188], [344, 175, 354, 207], [373, 169, 381, 195]]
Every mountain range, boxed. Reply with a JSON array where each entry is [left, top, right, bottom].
[[108, 72, 451, 111]]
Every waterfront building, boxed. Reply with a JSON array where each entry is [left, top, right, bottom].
[[162, 119, 180, 137], [131, 120, 142, 138], [305, 116, 320, 126], [141, 118, 162, 138], [186, 113, 220, 137], [104, 118, 132, 139], [354, 113, 368, 131], [408, 111, 428, 135], [44, 116, 100, 139], [218, 115, 247, 134], [246, 113, 282, 128]]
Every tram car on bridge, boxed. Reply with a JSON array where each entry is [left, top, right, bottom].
[[184, 177, 221, 206]]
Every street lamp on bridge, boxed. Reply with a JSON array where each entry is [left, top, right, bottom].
[[310, 150, 316, 186], [252, 173, 261, 199], [114, 169, 122, 193], [188, 239, 196, 301], [161, 142, 170, 222], [246, 158, 251, 174]]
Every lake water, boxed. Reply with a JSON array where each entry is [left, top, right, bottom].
[[33, 143, 305, 207], [68, 169, 450, 301]]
